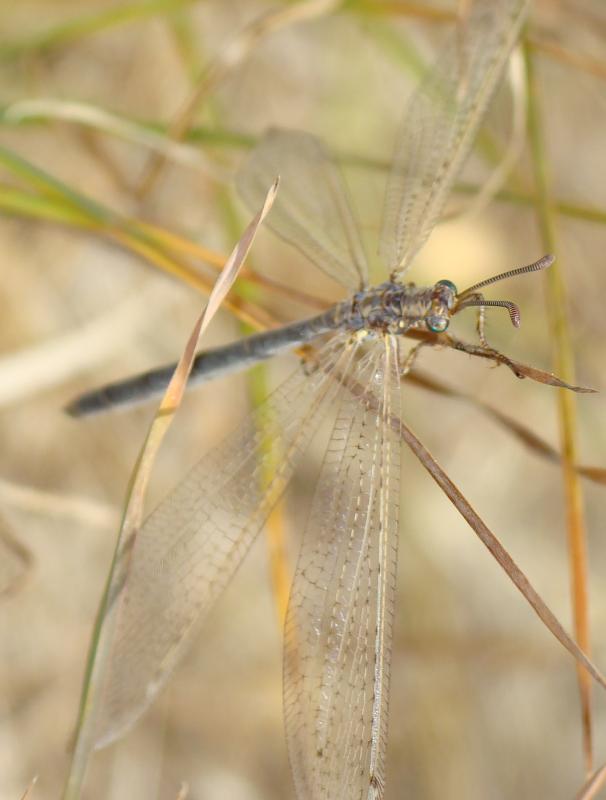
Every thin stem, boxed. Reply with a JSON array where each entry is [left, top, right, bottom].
[[525, 40, 593, 776]]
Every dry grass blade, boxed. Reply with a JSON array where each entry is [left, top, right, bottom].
[[528, 33, 606, 83], [575, 763, 606, 800], [19, 776, 38, 800], [0, 145, 280, 333], [61, 178, 278, 800], [406, 370, 606, 486], [397, 418, 606, 692], [0, 288, 162, 407], [526, 42, 594, 773], [0, 518, 34, 599], [0, 478, 117, 530], [137, 0, 340, 196], [576, 466, 606, 486], [335, 368, 606, 694], [4, 100, 225, 181]]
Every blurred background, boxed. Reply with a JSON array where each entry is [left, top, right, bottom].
[[1, 1, 606, 798]]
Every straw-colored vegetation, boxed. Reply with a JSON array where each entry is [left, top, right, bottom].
[[1, 2, 605, 799]]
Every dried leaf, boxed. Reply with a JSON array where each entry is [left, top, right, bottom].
[[505, 358, 596, 393], [407, 369, 606, 485], [443, 333, 597, 392]]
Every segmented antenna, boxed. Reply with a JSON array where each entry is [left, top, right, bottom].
[[458, 253, 554, 298], [456, 298, 521, 327]]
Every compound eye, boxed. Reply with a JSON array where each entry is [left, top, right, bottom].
[[435, 279, 457, 294], [425, 315, 449, 333]]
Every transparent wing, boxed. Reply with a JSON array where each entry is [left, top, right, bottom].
[[284, 335, 402, 800], [92, 333, 357, 749], [237, 128, 369, 291], [379, 0, 528, 279]]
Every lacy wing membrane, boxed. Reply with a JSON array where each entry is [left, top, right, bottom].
[[92, 334, 356, 748], [284, 336, 402, 800], [237, 128, 369, 292], [379, 0, 528, 278]]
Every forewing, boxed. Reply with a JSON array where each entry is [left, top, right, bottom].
[[379, 0, 528, 278], [91, 333, 355, 748], [237, 129, 369, 291], [284, 336, 402, 800]]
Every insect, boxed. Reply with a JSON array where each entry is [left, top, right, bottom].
[[69, 1, 583, 797]]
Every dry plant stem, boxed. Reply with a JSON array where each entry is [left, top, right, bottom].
[[0, 520, 34, 598], [528, 33, 606, 83], [77, 127, 134, 196], [107, 227, 276, 332], [4, 97, 225, 181], [133, 220, 329, 311], [8, 102, 606, 226], [19, 776, 38, 800], [337, 366, 606, 693], [526, 43, 593, 775], [212, 169, 294, 625], [137, 220, 327, 307], [265, 503, 291, 624], [0, 144, 289, 333], [0, 478, 116, 530], [137, 0, 340, 198], [405, 369, 606, 487], [355, 1, 606, 84], [575, 763, 606, 800], [399, 419, 606, 690], [254, 374, 291, 625]]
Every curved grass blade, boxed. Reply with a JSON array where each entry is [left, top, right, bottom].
[[4, 99, 223, 181], [62, 179, 278, 800], [0, 147, 278, 332]]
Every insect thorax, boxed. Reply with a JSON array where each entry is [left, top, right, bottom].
[[344, 281, 454, 336]]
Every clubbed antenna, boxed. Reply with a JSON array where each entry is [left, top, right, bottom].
[[458, 253, 554, 299], [455, 298, 521, 327], [455, 254, 554, 328]]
